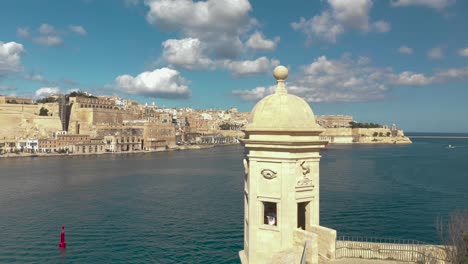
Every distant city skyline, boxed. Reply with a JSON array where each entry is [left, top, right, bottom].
[[0, 0, 467, 132]]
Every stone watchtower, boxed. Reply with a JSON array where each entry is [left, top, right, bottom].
[[240, 66, 336, 264]]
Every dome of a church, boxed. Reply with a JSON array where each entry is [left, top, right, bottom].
[[245, 66, 323, 132]]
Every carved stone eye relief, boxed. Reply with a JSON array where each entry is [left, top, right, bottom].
[[261, 169, 277, 179]]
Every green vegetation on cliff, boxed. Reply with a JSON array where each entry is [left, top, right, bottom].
[[36, 97, 57, 103], [39, 107, 49, 116], [349, 121, 381, 128]]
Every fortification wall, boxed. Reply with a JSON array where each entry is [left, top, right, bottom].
[[320, 128, 411, 144], [29, 116, 62, 138], [68, 106, 140, 135], [0, 104, 39, 115], [38, 102, 60, 117], [354, 128, 392, 137], [321, 128, 353, 136], [0, 109, 61, 139]]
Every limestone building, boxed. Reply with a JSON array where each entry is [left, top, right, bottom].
[[240, 66, 336, 264], [316, 115, 353, 128]]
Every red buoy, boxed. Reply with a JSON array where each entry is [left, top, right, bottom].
[[59, 226, 67, 248]]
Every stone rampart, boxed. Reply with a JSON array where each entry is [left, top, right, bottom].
[[0, 103, 39, 115], [320, 128, 412, 144], [0, 113, 61, 139], [68, 106, 139, 135]]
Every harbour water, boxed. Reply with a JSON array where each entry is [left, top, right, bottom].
[[0, 136, 467, 263]]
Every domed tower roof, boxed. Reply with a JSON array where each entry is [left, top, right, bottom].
[[245, 66, 323, 132]]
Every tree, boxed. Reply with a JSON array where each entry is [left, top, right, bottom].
[[36, 97, 57, 103], [349, 121, 382, 129], [39, 107, 49, 116], [437, 209, 468, 264], [67, 91, 97, 99], [386, 132, 391, 137], [373, 132, 378, 137]]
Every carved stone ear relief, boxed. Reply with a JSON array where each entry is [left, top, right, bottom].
[[261, 169, 277, 179]]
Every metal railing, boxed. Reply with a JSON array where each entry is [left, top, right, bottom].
[[336, 236, 446, 263]]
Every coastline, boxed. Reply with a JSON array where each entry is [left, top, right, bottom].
[[1, 137, 418, 159], [0, 143, 239, 159]]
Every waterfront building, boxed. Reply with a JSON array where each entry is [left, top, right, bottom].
[[143, 122, 176, 150], [102, 134, 143, 152], [37, 132, 106, 153], [240, 66, 336, 264]]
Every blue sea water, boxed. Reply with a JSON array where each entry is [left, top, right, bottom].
[[0, 137, 467, 263]]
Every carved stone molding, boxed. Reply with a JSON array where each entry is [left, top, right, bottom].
[[261, 169, 277, 179], [296, 160, 314, 188], [297, 177, 314, 187], [300, 160, 310, 176]]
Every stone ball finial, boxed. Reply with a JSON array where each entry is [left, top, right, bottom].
[[273, 65, 288, 81]]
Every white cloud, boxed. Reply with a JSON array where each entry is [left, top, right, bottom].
[[0, 41, 25, 77], [224, 57, 279, 76], [17, 27, 29, 38], [372, 20, 391, 33], [34, 24, 63, 46], [38, 24, 57, 35], [291, 0, 390, 44], [427, 47, 444, 60], [458, 47, 468, 57], [232, 86, 275, 101], [162, 38, 213, 70], [33, 35, 63, 47], [145, 0, 254, 59], [388, 71, 433, 85], [434, 67, 468, 81], [357, 56, 371, 65], [246, 31, 280, 52], [390, 0, 455, 10], [35, 87, 60, 98], [233, 55, 468, 103], [234, 55, 389, 102], [398, 45, 414, 54], [111, 67, 191, 99], [69, 25, 87, 36], [291, 12, 344, 44], [24, 73, 46, 82], [328, 0, 373, 31]]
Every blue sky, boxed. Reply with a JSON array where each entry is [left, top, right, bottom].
[[0, 0, 467, 132]]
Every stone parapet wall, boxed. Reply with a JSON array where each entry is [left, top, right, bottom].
[[308, 225, 337, 260], [293, 229, 319, 264]]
